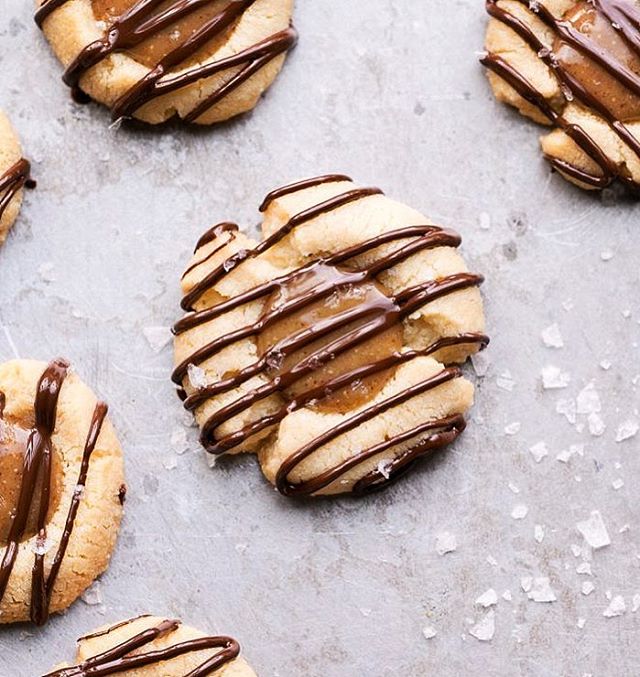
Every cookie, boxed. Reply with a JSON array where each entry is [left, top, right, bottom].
[[0, 111, 31, 246], [45, 615, 256, 676], [0, 359, 124, 625], [35, 0, 297, 125], [173, 175, 488, 497], [482, 0, 640, 191]]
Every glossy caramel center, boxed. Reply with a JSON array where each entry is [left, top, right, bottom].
[[555, 2, 640, 121], [91, 0, 235, 69], [257, 265, 403, 415], [0, 419, 63, 547]]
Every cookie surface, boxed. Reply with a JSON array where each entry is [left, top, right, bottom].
[[0, 359, 124, 625], [173, 175, 487, 497], [482, 0, 640, 191], [0, 111, 30, 246], [46, 615, 256, 676], [35, 0, 297, 125]]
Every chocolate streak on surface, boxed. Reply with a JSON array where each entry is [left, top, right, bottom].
[[43, 618, 241, 677], [482, 0, 640, 189], [0, 360, 109, 625], [174, 177, 488, 496], [0, 159, 31, 222], [35, 0, 297, 123]]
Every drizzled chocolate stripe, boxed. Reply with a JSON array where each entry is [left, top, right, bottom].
[[35, 0, 297, 122], [174, 177, 488, 496], [0, 359, 109, 625], [482, 0, 640, 189], [0, 159, 31, 222], [44, 618, 240, 677]]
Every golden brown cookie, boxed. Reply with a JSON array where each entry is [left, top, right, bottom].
[[46, 615, 256, 676], [35, 0, 297, 125], [0, 111, 31, 247], [173, 175, 488, 497], [482, 0, 640, 191], [0, 359, 124, 625]]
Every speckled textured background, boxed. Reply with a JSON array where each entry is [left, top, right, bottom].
[[1, 1, 639, 675]]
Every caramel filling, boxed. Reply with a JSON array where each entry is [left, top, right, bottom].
[[555, 2, 640, 121], [91, 0, 235, 69], [257, 265, 403, 415], [0, 419, 63, 548]]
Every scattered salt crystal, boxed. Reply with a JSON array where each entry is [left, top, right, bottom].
[[502, 590, 512, 601], [207, 454, 218, 469], [32, 537, 51, 556], [508, 482, 520, 494], [571, 544, 582, 557], [81, 582, 103, 606], [187, 363, 208, 389], [529, 441, 549, 463], [376, 460, 392, 480], [471, 351, 491, 378], [619, 524, 630, 534], [577, 511, 610, 549], [632, 594, 640, 613], [577, 383, 601, 414], [422, 626, 437, 640], [479, 212, 491, 230], [603, 596, 626, 618], [170, 428, 189, 455], [541, 324, 564, 348], [600, 250, 614, 261], [143, 326, 172, 353], [469, 610, 495, 642], [521, 577, 533, 593], [556, 398, 577, 424], [600, 360, 612, 370], [612, 478, 624, 490], [534, 525, 545, 543], [527, 578, 556, 603], [163, 455, 178, 470], [486, 555, 498, 567], [496, 371, 516, 392], [475, 589, 498, 608], [576, 562, 592, 575], [622, 309, 631, 319], [582, 581, 595, 595], [435, 531, 457, 556], [588, 413, 606, 437], [512, 504, 528, 520], [504, 422, 521, 436], [577, 617, 586, 629], [542, 365, 570, 389], [556, 443, 584, 463], [615, 419, 639, 442], [38, 261, 56, 282]]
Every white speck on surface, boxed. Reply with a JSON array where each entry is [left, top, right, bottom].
[[521, 577, 533, 593], [632, 594, 640, 613], [475, 588, 498, 608], [600, 359, 612, 370], [38, 261, 56, 282], [479, 212, 491, 230], [603, 596, 626, 618], [557, 443, 584, 463], [612, 478, 624, 490], [422, 626, 437, 640], [469, 610, 495, 642], [376, 459, 392, 480], [527, 578, 556, 603], [471, 351, 491, 377], [529, 441, 549, 463], [541, 324, 564, 348], [496, 370, 516, 392], [435, 531, 457, 556], [534, 525, 545, 543], [600, 249, 614, 261], [615, 419, 639, 442], [187, 363, 208, 389], [588, 413, 606, 437], [577, 511, 611, 550], [577, 383, 601, 415], [512, 504, 528, 520], [582, 581, 596, 596], [81, 582, 103, 607], [486, 555, 499, 567], [143, 325, 172, 353], [502, 590, 512, 601], [556, 398, 577, 424], [542, 365, 571, 389], [577, 617, 586, 629], [504, 421, 521, 435], [508, 482, 520, 494], [170, 428, 190, 455], [163, 454, 178, 470], [576, 562, 592, 575]]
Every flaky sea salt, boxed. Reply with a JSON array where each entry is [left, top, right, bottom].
[[512, 504, 528, 520], [496, 371, 516, 392], [527, 578, 556, 603], [469, 610, 495, 641], [187, 363, 208, 389], [582, 581, 595, 595], [435, 531, 457, 556], [632, 594, 640, 613], [529, 441, 549, 463], [534, 525, 545, 543], [615, 419, 639, 442], [142, 326, 172, 353], [541, 324, 564, 348], [476, 589, 498, 608], [81, 582, 103, 606], [577, 383, 601, 415], [556, 398, 577, 424], [577, 511, 610, 549], [504, 422, 521, 436], [588, 413, 606, 437], [170, 428, 189, 455], [557, 444, 584, 463], [542, 365, 570, 389], [502, 590, 513, 601], [422, 625, 437, 640], [576, 563, 592, 575], [612, 478, 624, 490], [603, 596, 626, 618]]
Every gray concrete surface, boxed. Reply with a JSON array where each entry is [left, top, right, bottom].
[[1, 1, 639, 675]]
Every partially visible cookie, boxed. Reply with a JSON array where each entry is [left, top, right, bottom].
[[482, 0, 640, 191], [35, 0, 297, 125], [0, 359, 125, 625], [0, 111, 30, 246], [173, 175, 488, 497], [45, 615, 256, 676]]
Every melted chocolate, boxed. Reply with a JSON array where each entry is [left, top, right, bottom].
[[44, 617, 241, 677], [0, 359, 109, 625], [0, 158, 31, 223], [35, 0, 297, 123], [482, 0, 640, 190], [173, 176, 488, 496]]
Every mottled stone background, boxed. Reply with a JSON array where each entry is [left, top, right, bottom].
[[1, 1, 639, 675]]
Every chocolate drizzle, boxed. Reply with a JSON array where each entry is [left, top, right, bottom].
[[44, 617, 241, 677], [35, 0, 297, 123], [482, 0, 640, 189], [0, 359, 109, 625], [173, 176, 488, 496], [0, 158, 31, 223]]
